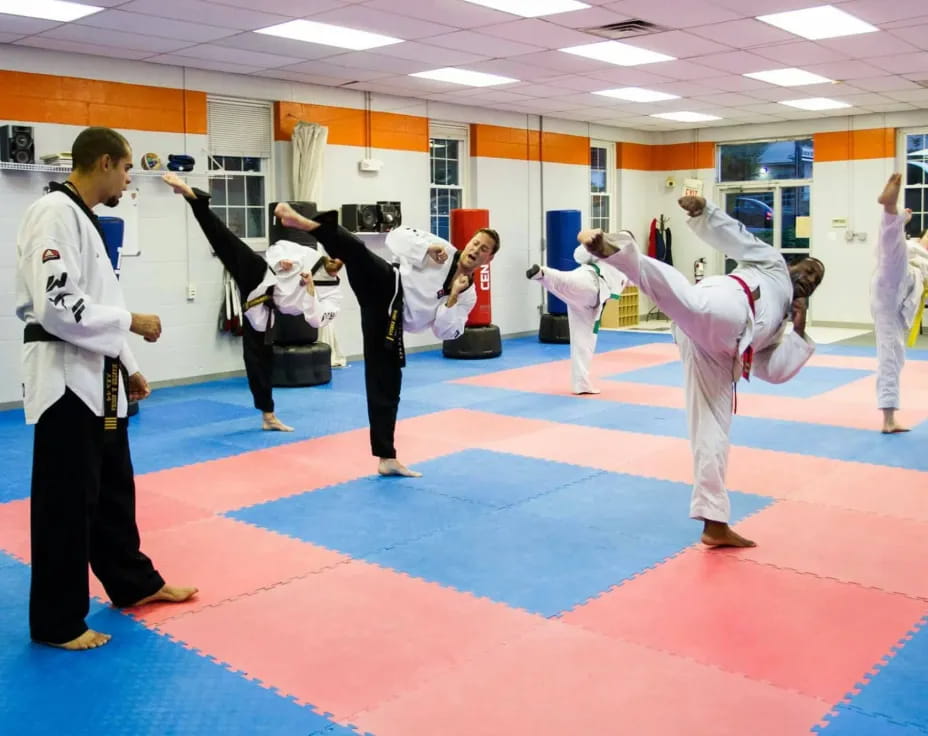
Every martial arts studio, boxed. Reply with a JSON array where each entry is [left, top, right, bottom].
[[1, 0, 928, 734]]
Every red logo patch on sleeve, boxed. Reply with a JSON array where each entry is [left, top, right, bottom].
[[41, 249, 60, 263]]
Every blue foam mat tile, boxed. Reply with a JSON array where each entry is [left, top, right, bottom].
[[367, 504, 692, 617], [409, 449, 606, 508], [227, 475, 493, 558], [0, 559, 349, 736], [814, 706, 928, 735], [129, 398, 257, 428], [838, 616, 928, 729]]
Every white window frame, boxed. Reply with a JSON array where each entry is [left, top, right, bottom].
[[590, 140, 614, 233], [898, 126, 928, 239], [429, 122, 469, 240], [206, 96, 275, 248]]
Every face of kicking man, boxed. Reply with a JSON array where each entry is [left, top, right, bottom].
[[96, 150, 133, 209], [458, 229, 499, 273], [789, 257, 825, 299]]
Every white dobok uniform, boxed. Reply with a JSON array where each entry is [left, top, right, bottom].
[[599, 202, 815, 523], [871, 211, 928, 410], [540, 245, 629, 394]]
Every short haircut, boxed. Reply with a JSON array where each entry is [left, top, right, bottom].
[[71, 127, 131, 173], [476, 227, 500, 254]]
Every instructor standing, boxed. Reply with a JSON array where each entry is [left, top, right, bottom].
[[16, 126, 196, 650]]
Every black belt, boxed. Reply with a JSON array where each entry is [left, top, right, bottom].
[[384, 267, 406, 367], [24, 323, 124, 431]]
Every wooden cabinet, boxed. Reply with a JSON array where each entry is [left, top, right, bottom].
[[599, 285, 639, 328]]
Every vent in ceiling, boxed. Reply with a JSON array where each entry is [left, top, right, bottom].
[[580, 19, 669, 40]]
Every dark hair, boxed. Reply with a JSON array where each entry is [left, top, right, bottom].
[[71, 127, 131, 173], [476, 227, 500, 254]]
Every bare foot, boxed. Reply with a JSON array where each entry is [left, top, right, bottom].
[[878, 173, 901, 213], [882, 424, 911, 434], [162, 172, 195, 199], [881, 408, 910, 434], [576, 388, 601, 395], [262, 412, 294, 432], [37, 629, 111, 651], [378, 458, 422, 477], [274, 202, 318, 232], [701, 520, 756, 548], [128, 584, 198, 608], [678, 195, 706, 217]]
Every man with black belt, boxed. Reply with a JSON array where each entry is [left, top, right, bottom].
[[580, 196, 824, 548], [273, 203, 499, 477], [16, 126, 196, 650]]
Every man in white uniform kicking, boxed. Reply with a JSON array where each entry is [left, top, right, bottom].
[[526, 247, 629, 394], [872, 172, 928, 433], [580, 196, 825, 547], [16, 127, 196, 650]]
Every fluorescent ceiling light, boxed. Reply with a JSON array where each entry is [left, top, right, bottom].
[[650, 111, 721, 122], [560, 40, 675, 67], [756, 5, 878, 40], [409, 68, 518, 87], [0, 0, 102, 21], [744, 68, 834, 86], [255, 20, 403, 50], [462, 0, 590, 16], [593, 87, 680, 102], [779, 97, 851, 110]]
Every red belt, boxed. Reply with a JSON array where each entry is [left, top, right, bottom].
[[728, 274, 755, 380]]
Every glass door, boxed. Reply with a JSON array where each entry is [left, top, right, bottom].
[[722, 189, 774, 273]]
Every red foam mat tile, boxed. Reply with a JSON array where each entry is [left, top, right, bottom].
[[0, 499, 28, 563], [717, 500, 928, 598], [157, 560, 545, 721], [107, 515, 348, 624], [354, 618, 829, 736], [562, 548, 928, 701]]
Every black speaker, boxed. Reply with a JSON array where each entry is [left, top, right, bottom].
[[269, 200, 317, 246], [376, 201, 402, 232], [0, 125, 34, 164], [341, 203, 379, 232]]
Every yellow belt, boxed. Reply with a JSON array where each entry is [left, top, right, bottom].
[[907, 284, 928, 347]]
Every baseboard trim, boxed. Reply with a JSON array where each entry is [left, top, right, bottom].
[[811, 321, 872, 330]]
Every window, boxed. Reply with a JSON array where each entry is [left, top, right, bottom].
[[430, 124, 468, 240], [903, 131, 928, 239], [718, 139, 813, 183], [207, 97, 273, 242], [590, 143, 613, 232]]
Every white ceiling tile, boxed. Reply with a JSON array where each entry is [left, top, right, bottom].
[[478, 19, 598, 47], [74, 10, 236, 43], [276, 59, 393, 80], [698, 74, 771, 92], [817, 33, 920, 59], [458, 58, 564, 82], [883, 88, 928, 103], [750, 41, 850, 66], [430, 88, 535, 104], [835, 92, 897, 105], [692, 92, 767, 106], [305, 5, 458, 40], [690, 50, 787, 73], [208, 0, 347, 15], [844, 76, 924, 92], [0, 15, 60, 35], [0, 32, 24, 43], [36, 25, 193, 54], [163, 43, 303, 69], [869, 53, 928, 75], [14, 37, 152, 61], [253, 69, 360, 86], [358, 0, 515, 27], [838, 0, 928, 25], [208, 33, 345, 59], [645, 80, 726, 97], [641, 60, 729, 80], [422, 30, 544, 57], [540, 74, 627, 91], [320, 51, 429, 74], [887, 23, 928, 51], [801, 60, 893, 81], [629, 30, 733, 58], [709, 0, 836, 13], [539, 6, 633, 29], [118, 0, 290, 30], [147, 54, 263, 73], [604, 0, 741, 27], [688, 18, 795, 48], [508, 83, 588, 98], [374, 41, 489, 66], [857, 102, 919, 113], [505, 49, 615, 74], [583, 66, 672, 86]]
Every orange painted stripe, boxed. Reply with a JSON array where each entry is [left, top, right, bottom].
[[0, 70, 206, 134], [814, 128, 895, 162], [275, 102, 428, 152], [470, 123, 589, 164], [617, 141, 714, 171]]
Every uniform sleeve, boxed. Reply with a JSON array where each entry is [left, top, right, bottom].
[[751, 328, 815, 384], [20, 216, 131, 357], [386, 227, 452, 268], [431, 287, 476, 340], [302, 285, 343, 329], [120, 339, 140, 376]]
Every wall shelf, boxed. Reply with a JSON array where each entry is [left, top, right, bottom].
[[0, 161, 212, 177]]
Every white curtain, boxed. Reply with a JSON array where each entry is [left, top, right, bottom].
[[292, 121, 347, 367]]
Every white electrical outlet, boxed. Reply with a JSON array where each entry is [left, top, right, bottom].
[[187, 283, 197, 301]]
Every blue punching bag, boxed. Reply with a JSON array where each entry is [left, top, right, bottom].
[[98, 217, 138, 416], [545, 209, 581, 315]]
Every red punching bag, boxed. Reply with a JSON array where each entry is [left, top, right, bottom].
[[450, 208, 491, 328]]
